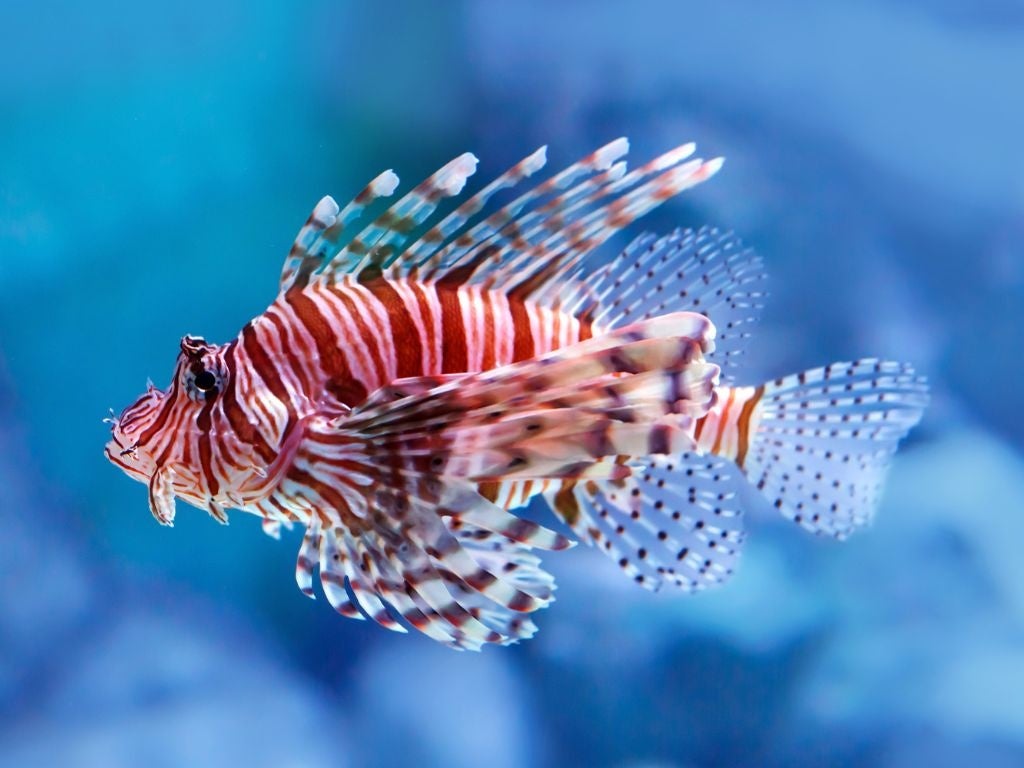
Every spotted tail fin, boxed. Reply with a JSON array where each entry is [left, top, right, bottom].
[[741, 359, 929, 538]]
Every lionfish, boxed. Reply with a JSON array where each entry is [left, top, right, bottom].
[[105, 139, 927, 650]]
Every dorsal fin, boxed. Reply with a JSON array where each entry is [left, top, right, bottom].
[[278, 140, 724, 298], [280, 170, 400, 289], [583, 227, 768, 377], [425, 145, 716, 294]]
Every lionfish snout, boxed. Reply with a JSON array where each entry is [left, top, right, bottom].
[[104, 381, 165, 482]]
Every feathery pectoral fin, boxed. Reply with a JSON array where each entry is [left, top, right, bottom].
[[345, 312, 719, 448], [286, 313, 719, 648], [286, 429, 569, 649]]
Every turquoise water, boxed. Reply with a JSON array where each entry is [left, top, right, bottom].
[[2, 2, 1023, 766]]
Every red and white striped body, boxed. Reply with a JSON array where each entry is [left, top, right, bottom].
[[253, 280, 746, 516], [273, 278, 769, 509], [239, 278, 596, 522], [106, 276, 760, 527], [264, 277, 594, 408]]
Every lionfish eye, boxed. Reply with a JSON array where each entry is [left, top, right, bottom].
[[194, 370, 217, 392]]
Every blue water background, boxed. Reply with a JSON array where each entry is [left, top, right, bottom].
[[2, 2, 1023, 766]]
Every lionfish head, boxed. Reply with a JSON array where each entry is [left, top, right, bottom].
[[105, 335, 232, 525]]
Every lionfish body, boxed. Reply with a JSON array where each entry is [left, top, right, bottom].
[[107, 140, 928, 649]]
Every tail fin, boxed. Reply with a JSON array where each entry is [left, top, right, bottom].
[[742, 359, 928, 538]]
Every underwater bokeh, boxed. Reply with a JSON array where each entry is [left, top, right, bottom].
[[2, 1, 1023, 766]]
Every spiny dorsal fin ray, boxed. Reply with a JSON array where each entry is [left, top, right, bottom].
[[348, 153, 479, 275], [280, 170, 400, 289], [400, 145, 550, 270], [411, 138, 630, 278], [278, 140, 724, 304], [473, 151, 715, 295], [418, 146, 719, 296]]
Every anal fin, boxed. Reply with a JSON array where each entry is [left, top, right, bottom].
[[547, 453, 746, 592]]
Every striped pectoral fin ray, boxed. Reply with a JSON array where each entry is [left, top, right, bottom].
[[344, 312, 719, 440], [336, 317, 721, 503], [357, 373, 468, 412], [346, 344, 719, 483], [283, 415, 568, 650], [546, 453, 747, 592], [261, 518, 282, 539], [743, 359, 929, 538], [439, 414, 699, 482], [261, 515, 293, 540]]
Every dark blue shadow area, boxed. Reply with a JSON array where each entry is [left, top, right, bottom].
[[2, 2, 1022, 766]]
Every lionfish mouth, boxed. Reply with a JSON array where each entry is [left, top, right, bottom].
[[102, 408, 134, 454], [103, 407, 150, 482]]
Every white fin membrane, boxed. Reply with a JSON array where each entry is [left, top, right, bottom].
[[547, 452, 747, 592], [743, 359, 928, 538], [585, 227, 767, 377]]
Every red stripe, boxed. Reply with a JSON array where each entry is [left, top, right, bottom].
[[195, 397, 219, 497], [285, 291, 367, 407], [137, 375, 181, 448], [266, 309, 314, 397], [329, 286, 388, 386], [481, 295, 497, 370], [438, 284, 468, 373], [361, 276, 424, 378], [509, 298, 535, 362]]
